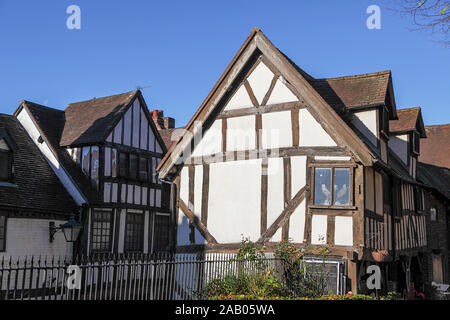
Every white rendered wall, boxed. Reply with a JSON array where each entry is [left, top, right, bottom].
[[351, 110, 378, 147], [247, 62, 274, 104], [208, 159, 262, 243], [289, 200, 306, 243], [224, 85, 253, 111], [299, 109, 336, 147], [389, 134, 408, 164], [191, 120, 222, 157], [16, 108, 86, 206], [267, 158, 284, 234], [290, 156, 306, 196], [0, 218, 69, 258], [334, 216, 353, 246], [266, 77, 298, 105], [261, 111, 292, 149], [226, 116, 256, 151], [311, 215, 327, 245]]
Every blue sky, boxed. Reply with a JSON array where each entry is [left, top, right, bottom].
[[0, 0, 448, 127]]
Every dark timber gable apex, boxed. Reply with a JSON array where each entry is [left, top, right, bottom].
[[157, 27, 378, 179]]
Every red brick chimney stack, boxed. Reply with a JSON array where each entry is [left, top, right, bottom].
[[151, 109, 175, 130]]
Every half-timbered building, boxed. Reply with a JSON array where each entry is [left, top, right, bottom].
[[157, 28, 449, 294], [10, 90, 172, 256]]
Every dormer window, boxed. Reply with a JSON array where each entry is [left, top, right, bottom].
[[0, 138, 12, 181]]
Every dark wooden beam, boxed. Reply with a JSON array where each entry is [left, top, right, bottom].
[[258, 186, 307, 244], [178, 199, 218, 245]]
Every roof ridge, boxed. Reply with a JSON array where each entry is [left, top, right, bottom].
[[68, 90, 138, 106], [396, 107, 421, 112], [426, 123, 450, 128], [316, 70, 391, 81], [22, 100, 63, 113]]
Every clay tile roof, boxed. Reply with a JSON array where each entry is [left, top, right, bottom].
[[419, 124, 450, 169], [309, 70, 391, 111], [60, 90, 138, 147], [389, 107, 425, 135], [0, 114, 78, 213]]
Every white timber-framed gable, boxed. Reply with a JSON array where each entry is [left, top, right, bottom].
[[158, 28, 374, 255]]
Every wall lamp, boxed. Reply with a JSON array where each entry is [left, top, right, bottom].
[[49, 216, 82, 243]]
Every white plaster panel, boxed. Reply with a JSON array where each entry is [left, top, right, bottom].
[[140, 109, 148, 150], [261, 111, 292, 149], [104, 182, 111, 203], [289, 200, 306, 243], [194, 165, 203, 220], [127, 184, 133, 204], [155, 189, 161, 207], [266, 77, 298, 105], [123, 108, 132, 146], [334, 216, 353, 246], [192, 120, 222, 157], [208, 159, 262, 243], [142, 187, 148, 206], [299, 109, 336, 147], [290, 156, 306, 196], [224, 85, 253, 111], [118, 209, 126, 253], [180, 167, 189, 204], [226, 116, 256, 151], [267, 158, 284, 228], [112, 183, 118, 203], [113, 119, 122, 144], [311, 215, 327, 245], [148, 125, 156, 152], [194, 229, 206, 245], [247, 62, 274, 105], [132, 100, 140, 148], [351, 110, 378, 147], [177, 208, 191, 246], [271, 229, 282, 242], [144, 211, 149, 253]]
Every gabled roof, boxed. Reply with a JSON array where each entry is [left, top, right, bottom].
[[0, 114, 78, 214], [157, 28, 379, 178], [310, 71, 395, 113], [389, 107, 426, 137], [419, 124, 450, 168], [16, 101, 100, 204], [60, 90, 138, 147], [417, 162, 450, 200]]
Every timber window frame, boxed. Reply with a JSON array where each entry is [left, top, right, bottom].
[[152, 213, 171, 253], [310, 164, 354, 209], [124, 210, 144, 253], [90, 209, 114, 253], [118, 151, 152, 183], [0, 213, 7, 252]]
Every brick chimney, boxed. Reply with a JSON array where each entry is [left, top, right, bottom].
[[151, 109, 175, 130]]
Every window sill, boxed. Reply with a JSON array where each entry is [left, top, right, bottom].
[[309, 205, 357, 210], [0, 181, 18, 188]]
